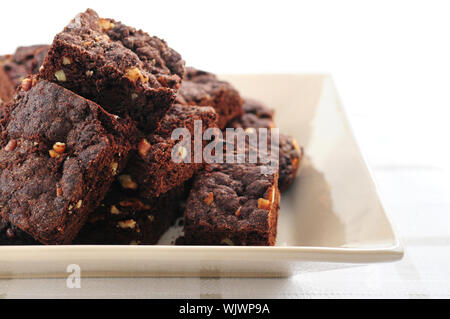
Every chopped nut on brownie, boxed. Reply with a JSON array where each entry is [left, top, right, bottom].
[[184, 162, 280, 246], [74, 181, 186, 245], [39, 9, 185, 132], [0, 79, 133, 244], [125, 104, 218, 198]]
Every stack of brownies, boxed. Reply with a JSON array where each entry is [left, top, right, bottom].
[[0, 9, 303, 246]]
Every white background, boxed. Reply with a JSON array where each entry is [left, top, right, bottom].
[[1, 0, 449, 298], [2, 0, 449, 169]]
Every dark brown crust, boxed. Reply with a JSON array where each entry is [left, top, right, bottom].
[[227, 98, 275, 129], [0, 80, 133, 244], [184, 163, 280, 246], [39, 9, 185, 132], [279, 134, 303, 192], [74, 182, 185, 245], [228, 98, 303, 192], [126, 104, 218, 198], [177, 67, 243, 129]]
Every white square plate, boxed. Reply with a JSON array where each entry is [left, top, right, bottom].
[[0, 74, 403, 278]]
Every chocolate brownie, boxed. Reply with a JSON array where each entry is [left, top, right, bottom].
[[228, 98, 303, 192], [0, 79, 133, 244], [227, 98, 274, 129], [125, 103, 218, 198], [184, 162, 280, 246], [0, 45, 49, 88], [74, 181, 185, 245], [177, 67, 243, 129], [40, 9, 185, 132], [0, 66, 14, 104], [278, 134, 303, 192]]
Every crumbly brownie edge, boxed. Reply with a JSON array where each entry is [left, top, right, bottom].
[[74, 182, 186, 245], [183, 163, 280, 246], [39, 9, 184, 132], [227, 98, 275, 130], [0, 79, 133, 244], [40, 37, 176, 132], [178, 68, 243, 129], [278, 134, 303, 192], [1, 45, 50, 87], [126, 104, 218, 198]]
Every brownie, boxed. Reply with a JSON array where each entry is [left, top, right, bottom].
[[74, 181, 185, 245], [0, 79, 133, 244], [0, 45, 50, 88], [0, 66, 14, 104], [227, 98, 275, 129], [184, 162, 280, 246], [177, 67, 243, 129], [278, 134, 303, 192], [39, 9, 185, 132], [125, 103, 218, 198], [228, 98, 303, 192]]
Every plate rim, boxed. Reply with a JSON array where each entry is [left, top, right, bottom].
[[0, 73, 404, 267]]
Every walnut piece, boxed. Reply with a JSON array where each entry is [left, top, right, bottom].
[[62, 57, 72, 65], [110, 205, 121, 215], [98, 18, 115, 31], [54, 70, 66, 82], [203, 192, 214, 205], [21, 78, 32, 91], [53, 142, 66, 154], [49, 149, 60, 158], [117, 219, 136, 229], [118, 174, 138, 190], [257, 198, 271, 210], [138, 138, 151, 157], [124, 67, 148, 84]]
